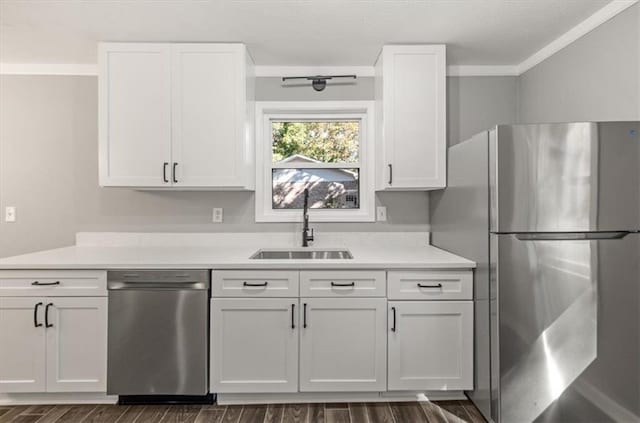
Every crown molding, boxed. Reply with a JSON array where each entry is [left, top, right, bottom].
[[447, 65, 519, 77], [517, 0, 638, 74], [0, 63, 98, 76]]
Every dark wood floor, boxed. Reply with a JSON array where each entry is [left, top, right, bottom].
[[0, 400, 485, 423]]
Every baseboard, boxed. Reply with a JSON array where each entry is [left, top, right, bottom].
[[0, 392, 118, 406], [573, 381, 639, 423], [216, 391, 466, 405]]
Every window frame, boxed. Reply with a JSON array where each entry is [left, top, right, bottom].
[[255, 101, 376, 222]]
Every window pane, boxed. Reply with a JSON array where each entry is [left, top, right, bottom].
[[272, 168, 360, 209], [272, 121, 359, 164]]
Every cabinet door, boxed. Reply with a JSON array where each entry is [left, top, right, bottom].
[[0, 297, 46, 393], [388, 301, 473, 391], [45, 297, 107, 392], [211, 299, 298, 393], [99, 43, 172, 187], [299, 298, 386, 392], [171, 44, 247, 187], [378, 45, 446, 190]]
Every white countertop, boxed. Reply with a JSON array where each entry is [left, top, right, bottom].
[[0, 232, 475, 270]]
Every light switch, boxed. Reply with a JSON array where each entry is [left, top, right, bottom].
[[5, 206, 16, 222], [212, 208, 223, 223], [376, 206, 387, 222]]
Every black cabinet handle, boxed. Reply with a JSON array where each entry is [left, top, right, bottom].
[[330, 281, 355, 287], [417, 283, 443, 289], [45, 303, 53, 328], [243, 281, 268, 287], [33, 302, 43, 328], [388, 164, 393, 185], [172, 162, 178, 183], [31, 281, 60, 286], [163, 162, 169, 183], [391, 306, 396, 332], [291, 304, 295, 329], [303, 303, 307, 329]]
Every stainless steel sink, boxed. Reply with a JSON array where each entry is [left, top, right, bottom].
[[250, 249, 353, 260]]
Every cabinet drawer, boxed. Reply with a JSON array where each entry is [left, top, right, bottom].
[[212, 270, 299, 297], [300, 271, 386, 297], [0, 271, 107, 297], [387, 270, 472, 300]]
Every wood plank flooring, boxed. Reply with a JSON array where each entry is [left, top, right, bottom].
[[0, 401, 485, 423]]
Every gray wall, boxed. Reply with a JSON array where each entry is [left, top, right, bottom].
[[0, 75, 430, 257], [518, 3, 639, 123], [448, 76, 518, 146]]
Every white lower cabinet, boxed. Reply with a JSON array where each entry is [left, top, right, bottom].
[[211, 298, 298, 393], [0, 297, 47, 393], [0, 297, 107, 394], [45, 298, 108, 392], [299, 298, 387, 392], [387, 301, 473, 391]]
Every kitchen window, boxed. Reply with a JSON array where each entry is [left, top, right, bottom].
[[255, 101, 375, 222]]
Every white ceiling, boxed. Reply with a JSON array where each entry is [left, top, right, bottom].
[[0, 0, 619, 66]]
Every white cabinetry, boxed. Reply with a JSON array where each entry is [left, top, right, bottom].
[[299, 298, 386, 392], [0, 271, 107, 394], [388, 301, 473, 391], [211, 268, 473, 401], [375, 45, 446, 190], [99, 43, 255, 189], [0, 297, 46, 393], [387, 268, 473, 392], [210, 298, 298, 393], [45, 298, 108, 392], [98, 44, 172, 187]]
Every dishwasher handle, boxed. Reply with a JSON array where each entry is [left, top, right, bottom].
[[107, 270, 210, 290], [108, 281, 209, 290]]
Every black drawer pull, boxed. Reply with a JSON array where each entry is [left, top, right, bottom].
[[291, 304, 295, 329], [243, 281, 268, 287], [33, 302, 43, 328], [417, 283, 443, 289], [331, 281, 355, 287], [391, 306, 396, 332], [45, 303, 54, 328], [303, 303, 307, 328], [32, 281, 60, 286]]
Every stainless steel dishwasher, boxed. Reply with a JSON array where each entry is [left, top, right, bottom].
[[107, 270, 211, 404]]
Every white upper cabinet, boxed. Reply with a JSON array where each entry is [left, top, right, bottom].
[[171, 44, 254, 188], [99, 43, 255, 189], [98, 43, 172, 187], [375, 45, 447, 190]]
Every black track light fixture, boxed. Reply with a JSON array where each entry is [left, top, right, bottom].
[[281, 75, 357, 91]]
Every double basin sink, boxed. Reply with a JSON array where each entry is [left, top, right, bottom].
[[250, 249, 353, 260]]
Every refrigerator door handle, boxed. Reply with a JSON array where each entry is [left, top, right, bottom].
[[514, 231, 631, 241]]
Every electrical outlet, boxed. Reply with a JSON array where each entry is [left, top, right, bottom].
[[5, 206, 16, 222], [376, 206, 387, 222], [212, 208, 223, 223]]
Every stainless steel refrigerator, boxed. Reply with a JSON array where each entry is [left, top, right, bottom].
[[430, 122, 639, 423]]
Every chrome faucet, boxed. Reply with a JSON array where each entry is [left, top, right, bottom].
[[302, 188, 314, 247]]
